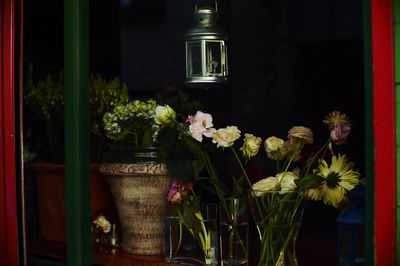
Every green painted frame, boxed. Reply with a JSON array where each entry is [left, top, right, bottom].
[[64, 0, 92, 265], [363, 0, 375, 265]]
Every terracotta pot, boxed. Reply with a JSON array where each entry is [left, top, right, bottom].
[[30, 163, 117, 242]]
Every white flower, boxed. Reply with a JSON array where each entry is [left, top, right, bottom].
[[187, 111, 216, 142], [264, 136, 287, 160], [212, 126, 241, 148], [93, 215, 111, 233], [240, 133, 262, 159], [154, 105, 176, 126], [276, 171, 299, 193], [251, 176, 279, 196]]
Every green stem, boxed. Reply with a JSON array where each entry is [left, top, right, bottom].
[[304, 139, 331, 176], [231, 147, 253, 188]]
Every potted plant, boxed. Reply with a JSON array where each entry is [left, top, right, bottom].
[[99, 99, 179, 255], [25, 71, 129, 243]]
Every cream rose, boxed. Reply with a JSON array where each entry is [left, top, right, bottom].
[[93, 215, 111, 233], [264, 136, 287, 160], [251, 176, 279, 196], [287, 126, 313, 145], [154, 105, 176, 125], [240, 133, 262, 159], [276, 171, 299, 193], [212, 126, 241, 148]]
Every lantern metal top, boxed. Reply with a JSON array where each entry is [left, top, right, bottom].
[[185, 3, 228, 41]]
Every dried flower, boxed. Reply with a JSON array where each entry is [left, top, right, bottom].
[[187, 111, 216, 142], [240, 133, 262, 160], [212, 126, 241, 148], [330, 124, 351, 145], [323, 111, 352, 145], [323, 111, 352, 130]]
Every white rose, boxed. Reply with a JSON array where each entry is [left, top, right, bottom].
[[212, 126, 241, 148], [276, 172, 299, 193], [251, 177, 279, 196], [154, 105, 176, 125], [240, 133, 262, 159]]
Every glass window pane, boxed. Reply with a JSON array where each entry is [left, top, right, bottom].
[[186, 41, 202, 77], [205, 41, 222, 76]]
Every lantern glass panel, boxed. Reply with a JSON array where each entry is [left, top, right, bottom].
[[186, 41, 202, 77], [205, 41, 222, 76]]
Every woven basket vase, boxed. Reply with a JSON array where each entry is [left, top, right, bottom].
[[99, 159, 171, 255]]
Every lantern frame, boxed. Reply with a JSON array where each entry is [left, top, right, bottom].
[[184, 2, 228, 87]]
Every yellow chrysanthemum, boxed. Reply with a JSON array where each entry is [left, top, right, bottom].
[[317, 154, 360, 208]]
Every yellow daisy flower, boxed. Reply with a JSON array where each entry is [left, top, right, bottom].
[[317, 154, 360, 207]]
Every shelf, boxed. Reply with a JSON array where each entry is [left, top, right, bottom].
[[28, 239, 180, 266], [28, 234, 336, 266]]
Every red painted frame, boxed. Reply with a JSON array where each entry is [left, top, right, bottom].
[[0, 0, 19, 265], [371, 0, 397, 265]]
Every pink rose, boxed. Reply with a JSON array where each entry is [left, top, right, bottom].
[[187, 111, 216, 142]]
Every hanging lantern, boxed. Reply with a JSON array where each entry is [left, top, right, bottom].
[[185, 1, 228, 88]]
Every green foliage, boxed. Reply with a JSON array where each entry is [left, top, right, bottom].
[[155, 85, 202, 115], [90, 74, 129, 136], [102, 99, 158, 147], [26, 72, 129, 137], [25, 71, 129, 161], [26, 71, 64, 123], [295, 174, 324, 190]]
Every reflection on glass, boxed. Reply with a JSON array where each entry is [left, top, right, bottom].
[[187, 41, 202, 77], [206, 41, 222, 76]]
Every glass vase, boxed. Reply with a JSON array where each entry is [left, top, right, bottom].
[[164, 204, 218, 266], [219, 197, 248, 266], [248, 192, 304, 266]]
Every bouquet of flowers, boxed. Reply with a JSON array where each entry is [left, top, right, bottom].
[[155, 109, 362, 266]]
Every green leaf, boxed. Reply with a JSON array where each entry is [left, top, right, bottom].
[[295, 174, 324, 189], [166, 143, 196, 183], [141, 128, 154, 147], [183, 206, 202, 237], [157, 126, 179, 147]]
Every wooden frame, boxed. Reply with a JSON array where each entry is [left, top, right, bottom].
[[0, 0, 19, 265], [370, 0, 397, 265], [0, 0, 398, 265]]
